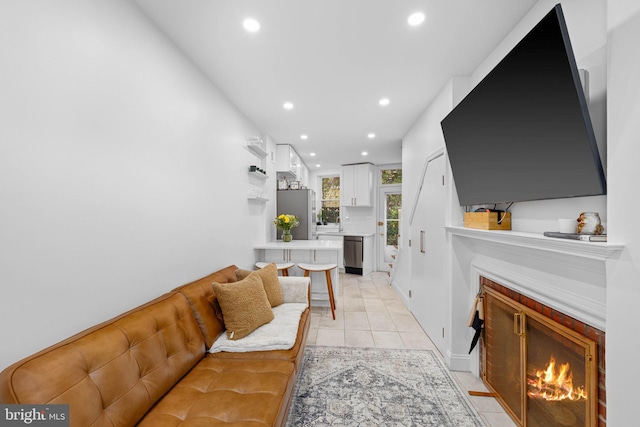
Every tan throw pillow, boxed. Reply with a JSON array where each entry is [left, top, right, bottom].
[[235, 264, 284, 307], [235, 268, 252, 280], [212, 275, 274, 340]]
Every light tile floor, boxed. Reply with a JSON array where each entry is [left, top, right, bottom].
[[306, 271, 517, 427]]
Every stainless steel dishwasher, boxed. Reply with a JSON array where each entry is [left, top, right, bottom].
[[343, 236, 363, 275]]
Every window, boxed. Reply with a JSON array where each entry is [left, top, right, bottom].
[[380, 168, 402, 185], [320, 176, 340, 224], [385, 194, 402, 245]]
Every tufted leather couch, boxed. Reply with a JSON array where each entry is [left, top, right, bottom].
[[0, 265, 311, 426]]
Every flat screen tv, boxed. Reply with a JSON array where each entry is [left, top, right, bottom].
[[440, 4, 606, 207]]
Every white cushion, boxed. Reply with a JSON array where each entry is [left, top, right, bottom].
[[209, 303, 307, 353], [279, 276, 310, 304]]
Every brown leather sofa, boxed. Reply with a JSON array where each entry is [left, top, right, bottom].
[[0, 265, 311, 427]]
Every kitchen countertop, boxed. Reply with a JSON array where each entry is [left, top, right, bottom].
[[315, 231, 375, 237], [254, 240, 342, 250]]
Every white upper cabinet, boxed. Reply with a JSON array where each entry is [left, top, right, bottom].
[[276, 144, 310, 187], [298, 162, 309, 188], [341, 163, 373, 206], [277, 144, 300, 179]]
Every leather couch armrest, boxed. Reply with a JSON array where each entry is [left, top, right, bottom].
[[278, 276, 311, 305]]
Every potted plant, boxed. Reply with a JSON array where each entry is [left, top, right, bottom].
[[317, 212, 327, 226]]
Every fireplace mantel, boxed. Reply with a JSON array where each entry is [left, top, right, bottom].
[[446, 226, 624, 261], [445, 226, 623, 353]]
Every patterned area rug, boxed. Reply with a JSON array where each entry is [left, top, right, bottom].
[[286, 346, 486, 426]]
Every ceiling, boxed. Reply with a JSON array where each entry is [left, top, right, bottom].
[[134, 0, 538, 170]]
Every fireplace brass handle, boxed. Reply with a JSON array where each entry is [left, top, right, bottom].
[[513, 312, 525, 336]]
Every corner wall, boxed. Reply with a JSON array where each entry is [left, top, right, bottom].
[[0, 0, 270, 369], [605, 1, 640, 424]]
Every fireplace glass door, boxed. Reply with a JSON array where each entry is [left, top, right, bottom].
[[482, 287, 597, 427], [484, 290, 524, 424]]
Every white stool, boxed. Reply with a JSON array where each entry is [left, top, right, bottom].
[[297, 263, 337, 320], [255, 262, 295, 276]]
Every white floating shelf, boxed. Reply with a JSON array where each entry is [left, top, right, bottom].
[[247, 143, 268, 158], [247, 196, 269, 202], [248, 170, 268, 179]]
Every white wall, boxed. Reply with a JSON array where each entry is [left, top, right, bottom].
[[0, 0, 271, 369], [399, 79, 457, 301], [605, 1, 640, 424]]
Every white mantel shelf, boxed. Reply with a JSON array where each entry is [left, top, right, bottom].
[[446, 226, 624, 261]]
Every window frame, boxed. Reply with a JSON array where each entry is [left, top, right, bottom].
[[319, 174, 340, 224]]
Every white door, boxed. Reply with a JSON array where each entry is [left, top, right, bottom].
[[376, 186, 402, 273], [410, 154, 447, 352]]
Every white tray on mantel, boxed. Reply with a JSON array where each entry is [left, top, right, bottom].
[[446, 226, 624, 261]]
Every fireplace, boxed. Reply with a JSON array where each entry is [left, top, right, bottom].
[[480, 277, 605, 427]]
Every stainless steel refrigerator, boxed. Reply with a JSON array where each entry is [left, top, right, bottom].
[[276, 189, 316, 240]]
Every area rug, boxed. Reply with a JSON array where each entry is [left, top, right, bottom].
[[286, 346, 485, 426]]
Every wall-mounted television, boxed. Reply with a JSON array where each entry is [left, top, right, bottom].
[[440, 4, 606, 207]]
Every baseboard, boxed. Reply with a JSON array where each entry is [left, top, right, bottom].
[[446, 350, 471, 372], [389, 281, 410, 309]]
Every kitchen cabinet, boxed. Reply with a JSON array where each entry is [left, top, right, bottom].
[[341, 163, 373, 206], [316, 234, 344, 271], [276, 144, 301, 179], [298, 162, 309, 188], [277, 144, 310, 188], [316, 233, 374, 275]]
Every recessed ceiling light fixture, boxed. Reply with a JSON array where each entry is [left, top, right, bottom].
[[310, 152, 316, 156], [361, 151, 368, 156], [301, 134, 308, 140], [379, 98, 390, 106], [243, 18, 261, 32], [408, 12, 425, 26], [283, 102, 294, 110], [368, 133, 376, 139], [316, 164, 321, 168]]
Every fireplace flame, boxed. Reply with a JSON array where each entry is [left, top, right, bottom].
[[527, 356, 587, 401]]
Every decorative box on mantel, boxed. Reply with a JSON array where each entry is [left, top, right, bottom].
[[463, 211, 511, 230]]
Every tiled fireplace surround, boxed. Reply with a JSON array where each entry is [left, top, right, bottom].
[[447, 227, 623, 427]]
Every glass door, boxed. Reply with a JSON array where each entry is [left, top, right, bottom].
[[526, 310, 596, 427], [483, 289, 525, 425], [483, 286, 598, 427], [376, 189, 401, 272]]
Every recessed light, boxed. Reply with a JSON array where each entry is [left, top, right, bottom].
[[408, 12, 425, 27], [361, 151, 368, 156], [379, 98, 390, 106], [283, 102, 294, 110], [316, 164, 321, 168], [243, 18, 261, 32], [368, 133, 376, 139], [301, 134, 308, 140], [310, 152, 316, 156]]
